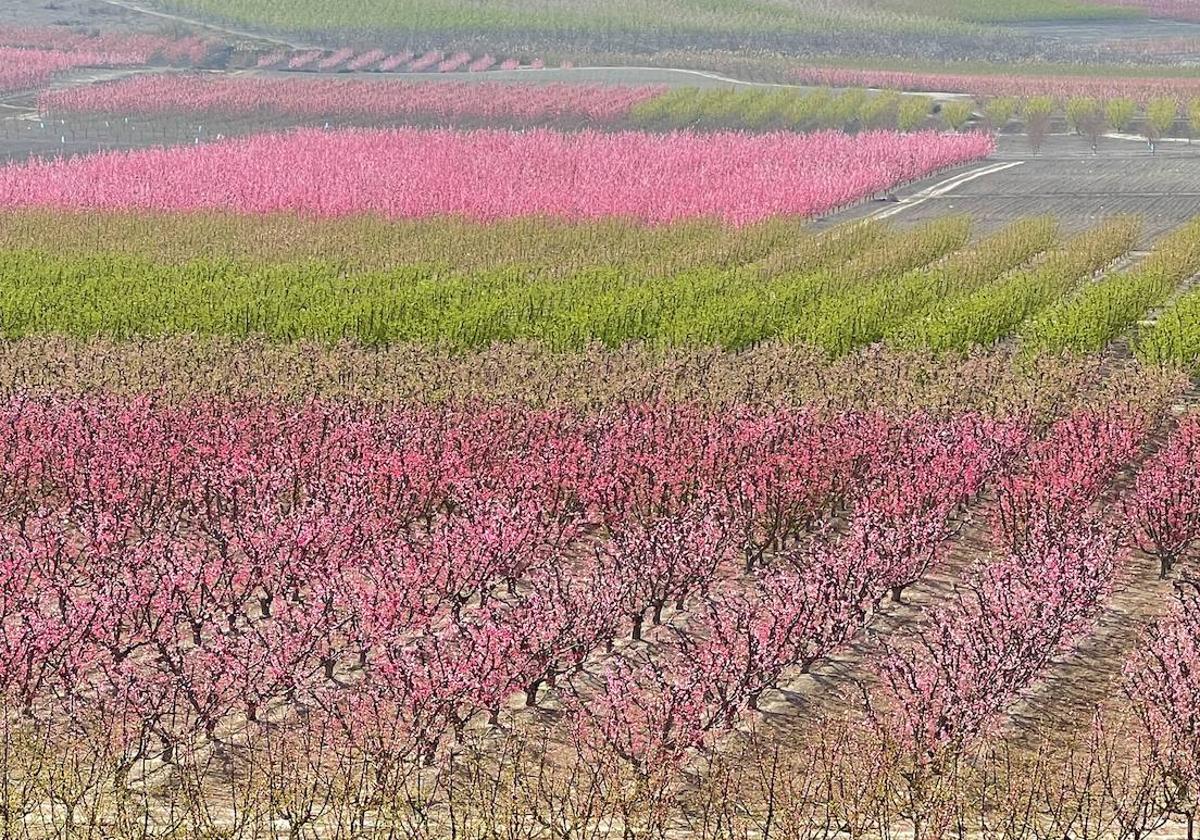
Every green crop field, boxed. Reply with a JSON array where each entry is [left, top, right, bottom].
[[149, 0, 1141, 37], [0, 210, 1193, 367]]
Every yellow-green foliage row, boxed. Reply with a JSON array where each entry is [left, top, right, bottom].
[[886, 216, 1142, 353], [1137, 286, 1200, 374], [0, 211, 809, 276], [0, 209, 1187, 361], [788, 216, 1059, 355], [631, 88, 938, 133], [1022, 216, 1200, 355], [656, 216, 971, 349], [631, 90, 1200, 137], [0, 217, 968, 349]]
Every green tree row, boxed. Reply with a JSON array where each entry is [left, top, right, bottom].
[[886, 217, 1142, 352], [630, 88, 1200, 145], [1059, 95, 1200, 140], [787, 216, 1060, 355], [1022, 217, 1200, 354], [0, 217, 968, 349], [1, 211, 1186, 359], [631, 88, 939, 133], [0, 210, 810, 276], [1136, 286, 1200, 374]]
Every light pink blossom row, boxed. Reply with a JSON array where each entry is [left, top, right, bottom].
[[574, 413, 1036, 771], [1123, 578, 1200, 804], [38, 75, 667, 122], [1121, 416, 1200, 804], [1089, 0, 1200, 20], [793, 65, 1200, 104], [0, 46, 144, 94], [0, 26, 212, 65], [1127, 414, 1200, 578], [287, 50, 322, 70], [872, 409, 1147, 765], [377, 51, 415, 72], [0, 126, 994, 225], [317, 48, 356, 72], [876, 515, 1120, 770], [438, 51, 472, 73], [345, 49, 386, 71]]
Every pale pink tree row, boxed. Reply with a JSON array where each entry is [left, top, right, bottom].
[[39, 75, 667, 122], [870, 409, 1147, 770], [345, 49, 386, 72], [0, 126, 994, 225], [0, 46, 144, 94], [874, 518, 1120, 762], [317, 48, 356, 72], [1120, 417, 1200, 828], [438, 52, 473, 73], [287, 50, 323, 70], [410, 50, 445, 72], [1123, 577, 1200, 820], [563, 413, 1033, 773], [1127, 414, 1200, 579], [792, 66, 1200, 104]]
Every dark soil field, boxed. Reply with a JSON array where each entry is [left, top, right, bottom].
[[818, 134, 1200, 241]]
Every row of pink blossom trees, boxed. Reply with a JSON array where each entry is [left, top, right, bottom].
[[0, 47, 144, 95], [860, 409, 1150, 837], [0, 396, 1037, 774], [870, 410, 1146, 753], [38, 76, 667, 123], [0, 127, 994, 225], [791, 66, 1200, 104], [1127, 414, 1200, 579], [569, 411, 1033, 775], [1122, 415, 1200, 833], [0, 26, 213, 65], [0, 28, 215, 94]]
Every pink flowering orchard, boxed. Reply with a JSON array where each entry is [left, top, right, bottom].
[[0, 30, 213, 94], [3, 2, 1200, 826], [0, 397, 1110, 767], [0, 26, 213, 64], [793, 65, 1200, 103], [0, 47, 143, 93], [38, 76, 668, 122], [0, 400, 1022, 741], [0, 126, 993, 224], [873, 410, 1145, 763], [1127, 415, 1200, 578], [3, 387, 1195, 834], [1124, 578, 1200, 802]]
